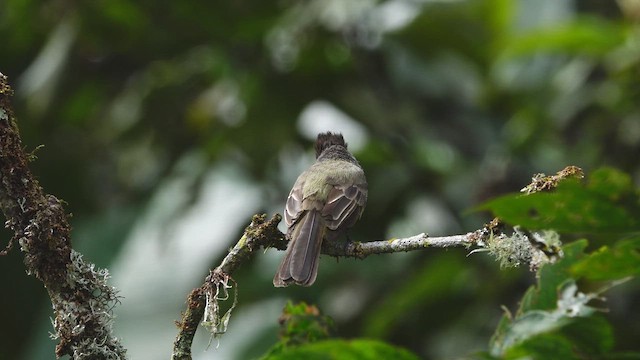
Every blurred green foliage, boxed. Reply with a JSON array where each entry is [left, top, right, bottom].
[[480, 169, 640, 359], [2, 0, 640, 359], [274, 302, 335, 348]]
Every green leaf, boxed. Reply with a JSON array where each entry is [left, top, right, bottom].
[[587, 167, 634, 199], [490, 279, 607, 357], [561, 315, 614, 356], [519, 240, 587, 312], [571, 237, 640, 281], [480, 168, 640, 233], [263, 339, 420, 360], [490, 241, 587, 351], [493, 316, 619, 360], [504, 333, 577, 360], [491, 309, 572, 356], [488, 238, 629, 357], [500, 316, 614, 359]]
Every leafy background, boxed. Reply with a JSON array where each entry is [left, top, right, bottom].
[[1, 0, 640, 359]]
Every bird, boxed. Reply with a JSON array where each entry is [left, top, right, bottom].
[[274, 132, 368, 287]]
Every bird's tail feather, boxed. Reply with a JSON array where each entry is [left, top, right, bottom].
[[273, 210, 324, 287]]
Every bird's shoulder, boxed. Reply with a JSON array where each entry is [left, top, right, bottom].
[[312, 159, 365, 184]]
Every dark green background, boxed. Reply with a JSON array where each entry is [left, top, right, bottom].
[[1, 0, 639, 359]]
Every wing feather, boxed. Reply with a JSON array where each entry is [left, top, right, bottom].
[[284, 182, 304, 228], [322, 182, 367, 231]]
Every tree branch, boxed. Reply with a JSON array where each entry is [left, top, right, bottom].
[[171, 214, 501, 359], [322, 232, 480, 258], [171, 214, 284, 360], [172, 167, 580, 358], [172, 288, 206, 360], [0, 73, 126, 359]]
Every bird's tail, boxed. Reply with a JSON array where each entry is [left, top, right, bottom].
[[273, 210, 324, 287]]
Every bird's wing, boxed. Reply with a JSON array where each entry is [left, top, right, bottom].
[[284, 182, 304, 229], [321, 181, 368, 231]]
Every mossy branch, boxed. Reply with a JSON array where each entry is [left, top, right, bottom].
[[0, 73, 126, 359], [172, 214, 284, 360]]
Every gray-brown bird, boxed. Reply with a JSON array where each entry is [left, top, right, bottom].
[[274, 132, 367, 287]]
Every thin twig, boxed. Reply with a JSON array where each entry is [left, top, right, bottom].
[[323, 232, 480, 258]]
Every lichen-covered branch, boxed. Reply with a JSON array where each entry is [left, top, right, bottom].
[[0, 73, 126, 359], [172, 288, 206, 360], [322, 232, 479, 258], [171, 219, 559, 357], [171, 214, 284, 360], [171, 214, 505, 359], [172, 168, 578, 358]]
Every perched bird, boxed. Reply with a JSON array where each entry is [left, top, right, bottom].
[[274, 132, 368, 287]]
